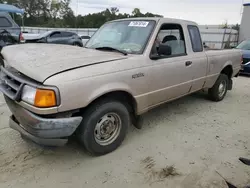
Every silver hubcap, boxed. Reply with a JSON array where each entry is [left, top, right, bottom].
[[94, 113, 122, 146], [218, 80, 227, 98]]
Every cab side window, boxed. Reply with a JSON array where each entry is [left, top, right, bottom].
[[188, 25, 203, 52], [151, 24, 186, 57]]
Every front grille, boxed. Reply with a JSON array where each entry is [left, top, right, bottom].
[[0, 66, 24, 100], [243, 58, 250, 65]]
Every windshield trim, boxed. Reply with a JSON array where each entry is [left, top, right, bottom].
[[85, 19, 157, 55]]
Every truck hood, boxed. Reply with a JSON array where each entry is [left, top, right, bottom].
[[1, 44, 127, 83]]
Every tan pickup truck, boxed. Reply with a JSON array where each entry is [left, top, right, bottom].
[[0, 18, 241, 155]]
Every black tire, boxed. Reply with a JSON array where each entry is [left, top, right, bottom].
[[0, 58, 4, 67], [77, 99, 130, 156], [208, 74, 229, 102], [73, 42, 82, 47]]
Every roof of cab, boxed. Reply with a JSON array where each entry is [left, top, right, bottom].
[[110, 17, 198, 26]]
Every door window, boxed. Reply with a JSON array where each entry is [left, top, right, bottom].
[[152, 24, 186, 57], [50, 32, 62, 38], [188, 25, 203, 52]]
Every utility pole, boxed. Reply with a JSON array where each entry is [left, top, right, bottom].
[[75, 0, 79, 29]]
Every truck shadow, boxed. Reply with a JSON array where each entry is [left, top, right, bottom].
[[239, 74, 250, 78], [37, 91, 213, 156], [59, 91, 212, 156]]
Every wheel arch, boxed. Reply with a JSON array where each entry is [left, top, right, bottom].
[[221, 63, 233, 79], [72, 41, 82, 46], [83, 89, 138, 116]]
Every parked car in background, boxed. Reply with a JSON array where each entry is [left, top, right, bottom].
[[25, 31, 83, 47], [0, 12, 24, 67], [81, 35, 90, 46], [22, 33, 40, 40], [0, 18, 241, 156], [236, 40, 250, 75], [0, 12, 23, 44]]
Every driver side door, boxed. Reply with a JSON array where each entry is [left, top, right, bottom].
[[147, 24, 193, 107]]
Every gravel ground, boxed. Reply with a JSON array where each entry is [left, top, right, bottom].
[[1, 76, 250, 188]]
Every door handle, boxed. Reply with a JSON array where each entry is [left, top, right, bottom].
[[185, 61, 192, 66]]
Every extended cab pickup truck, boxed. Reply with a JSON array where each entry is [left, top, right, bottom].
[[0, 18, 241, 155]]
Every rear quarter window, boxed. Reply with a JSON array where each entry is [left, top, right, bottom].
[[62, 32, 74, 37], [188, 25, 203, 52], [81, 36, 91, 39], [0, 17, 12, 27]]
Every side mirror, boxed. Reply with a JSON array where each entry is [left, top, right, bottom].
[[203, 42, 209, 49], [158, 44, 172, 56]]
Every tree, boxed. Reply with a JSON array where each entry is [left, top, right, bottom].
[[0, 0, 163, 28], [221, 20, 229, 29], [132, 8, 143, 17], [110, 7, 119, 15], [50, 0, 61, 19], [145, 12, 163, 18], [232, 24, 240, 31]]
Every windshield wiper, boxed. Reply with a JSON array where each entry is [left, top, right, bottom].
[[95, 46, 127, 56]]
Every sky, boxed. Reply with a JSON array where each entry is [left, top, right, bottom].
[[69, 0, 249, 25]]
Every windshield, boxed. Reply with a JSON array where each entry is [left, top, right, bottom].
[[85, 20, 155, 54], [236, 40, 250, 50]]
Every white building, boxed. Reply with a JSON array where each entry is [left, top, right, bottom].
[[239, 3, 250, 42]]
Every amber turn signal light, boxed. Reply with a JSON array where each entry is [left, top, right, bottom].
[[34, 89, 56, 108]]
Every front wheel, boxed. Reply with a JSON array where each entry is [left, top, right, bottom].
[[208, 74, 229, 101], [77, 99, 130, 156]]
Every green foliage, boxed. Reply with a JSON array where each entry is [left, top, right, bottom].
[[232, 24, 240, 31], [221, 21, 229, 29], [2, 0, 163, 28]]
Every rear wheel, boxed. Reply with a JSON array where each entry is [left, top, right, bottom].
[[73, 42, 81, 47], [208, 74, 228, 101], [77, 99, 130, 156]]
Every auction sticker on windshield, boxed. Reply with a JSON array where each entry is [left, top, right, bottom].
[[128, 21, 149, 27]]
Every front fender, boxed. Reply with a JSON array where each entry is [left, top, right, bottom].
[[86, 82, 135, 105]]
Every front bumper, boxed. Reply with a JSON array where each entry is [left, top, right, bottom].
[[5, 96, 82, 146], [240, 64, 250, 75]]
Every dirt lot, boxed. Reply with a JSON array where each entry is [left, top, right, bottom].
[[1, 76, 250, 188]]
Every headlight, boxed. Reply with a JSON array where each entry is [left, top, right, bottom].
[[21, 85, 36, 105], [21, 85, 57, 108]]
